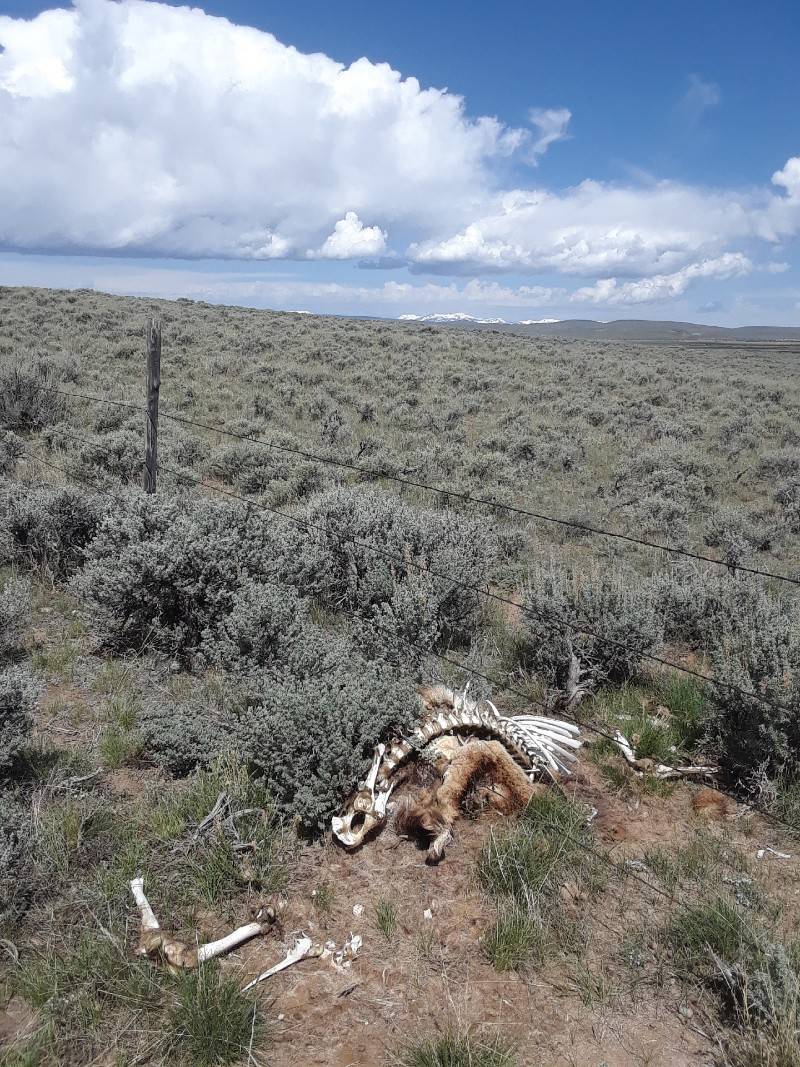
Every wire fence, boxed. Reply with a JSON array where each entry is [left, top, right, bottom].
[[26, 381, 800, 588], [15, 429, 800, 844], [36, 420, 799, 719]]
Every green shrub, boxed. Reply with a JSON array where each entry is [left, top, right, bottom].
[[703, 505, 776, 569], [0, 429, 24, 474], [76, 492, 281, 659], [283, 487, 496, 646], [0, 666, 38, 777], [0, 483, 102, 578], [0, 355, 67, 432], [141, 684, 245, 776], [775, 479, 800, 534], [707, 591, 800, 786], [0, 577, 30, 663], [199, 580, 312, 676], [64, 428, 143, 487], [0, 792, 31, 922], [243, 659, 417, 834], [517, 561, 663, 688]]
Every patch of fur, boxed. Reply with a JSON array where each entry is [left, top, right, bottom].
[[394, 740, 539, 860]]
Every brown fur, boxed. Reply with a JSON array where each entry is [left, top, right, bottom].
[[394, 740, 540, 861], [691, 787, 730, 820]]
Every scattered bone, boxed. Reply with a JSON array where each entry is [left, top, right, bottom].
[[613, 731, 717, 780], [352, 904, 364, 918], [332, 933, 363, 972], [757, 847, 791, 860], [241, 935, 316, 992], [130, 876, 275, 970], [423, 908, 433, 921]]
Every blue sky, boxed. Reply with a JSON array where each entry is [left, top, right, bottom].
[[0, 0, 798, 323]]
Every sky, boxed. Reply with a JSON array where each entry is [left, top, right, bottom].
[[0, 0, 799, 324]]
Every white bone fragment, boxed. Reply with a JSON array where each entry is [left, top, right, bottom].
[[130, 876, 160, 932], [364, 745, 385, 793], [196, 922, 265, 963], [614, 731, 639, 768], [332, 932, 363, 971], [241, 935, 314, 992], [757, 847, 791, 860], [423, 908, 433, 920], [130, 876, 272, 968], [352, 904, 364, 918]]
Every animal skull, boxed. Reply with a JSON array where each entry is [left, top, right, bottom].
[[331, 744, 395, 847]]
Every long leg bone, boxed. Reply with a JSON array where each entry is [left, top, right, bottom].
[[613, 731, 717, 780], [130, 876, 275, 969], [240, 935, 316, 991]]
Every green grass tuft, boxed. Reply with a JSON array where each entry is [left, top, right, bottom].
[[164, 963, 265, 1066], [394, 1029, 517, 1067], [376, 897, 398, 940]]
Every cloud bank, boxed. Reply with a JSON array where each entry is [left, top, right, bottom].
[[0, 0, 798, 311]]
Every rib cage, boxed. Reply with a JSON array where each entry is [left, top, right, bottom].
[[377, 685, 582, 783]]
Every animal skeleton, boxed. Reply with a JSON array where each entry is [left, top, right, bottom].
[[332, 684, 582, 850]]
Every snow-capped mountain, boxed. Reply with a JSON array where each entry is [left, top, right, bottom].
[[398, 313, 561, 325], [398, 312, 509, 324]]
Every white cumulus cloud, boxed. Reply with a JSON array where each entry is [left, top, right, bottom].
[[570, 253, 752, 306], [317, 212, 387, 259], [0, 0, 797, 309], [0, 0, 524, 259]]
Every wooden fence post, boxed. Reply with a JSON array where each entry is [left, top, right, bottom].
[[143, 317, 161, 494]]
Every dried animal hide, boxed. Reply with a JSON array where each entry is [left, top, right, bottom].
[[333, 684, 582, 849], [395, 739, 545, 862]]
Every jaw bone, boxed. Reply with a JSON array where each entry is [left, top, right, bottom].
[[332, 744, 395, 848]]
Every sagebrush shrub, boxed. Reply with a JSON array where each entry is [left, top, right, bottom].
[[653, 568, 787, 652], [703, 506, 776, 569], [0, 665, 38, 777], [77, 491, 282, 658], [0, 355, 67, 432], [517, 561, 663, 688], [0, 577, 30, 663], [141, 684, 245, 775], [283, 487, 495, 646], [243, 659, 417, 833], [0, 430, 24, 475], [0, 482, 103, 578], [65, 429, 143, 487], [612, 439, 716, 506], [200, 580, 313, 676], [0, 792, 31, 922], [707, 590, 800, 786], [757, 448, 800, 480], [775, 480, 800, 533]]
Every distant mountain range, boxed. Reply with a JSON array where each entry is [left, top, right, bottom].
[[396, 314, 800, 342]]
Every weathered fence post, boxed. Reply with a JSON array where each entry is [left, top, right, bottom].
[[143, 317, 161, 493]]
